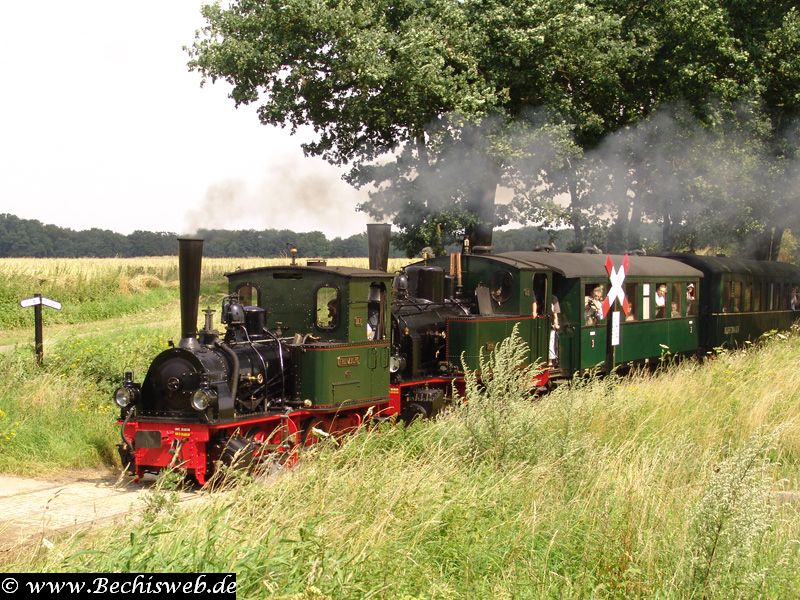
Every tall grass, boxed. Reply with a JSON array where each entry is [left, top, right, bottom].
[[12, 327, 800, 597]]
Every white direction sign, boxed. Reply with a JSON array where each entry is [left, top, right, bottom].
[[20, 296, 62, 310], [611, 311, 621, 346]]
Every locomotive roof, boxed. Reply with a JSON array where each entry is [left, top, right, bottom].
[[225, 264, 393, 279], [495, 251, 704, 279], [665, 253, 800, 279]]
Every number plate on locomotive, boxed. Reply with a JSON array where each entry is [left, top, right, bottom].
[[337, 355, 361, 367]]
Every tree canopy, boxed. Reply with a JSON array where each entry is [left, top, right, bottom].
[[188, 1, 800, 259]]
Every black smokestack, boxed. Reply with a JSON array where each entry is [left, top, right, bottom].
[[466, 185, 495, 253], [178, 237, 203, 349], [367, 224, 391, 271], [469, 223, 493, 251]]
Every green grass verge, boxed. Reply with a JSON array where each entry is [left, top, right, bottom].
[[0, 325, 173, 475], [7, 327, 800, 597]]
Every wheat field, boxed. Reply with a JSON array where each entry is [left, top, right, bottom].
[[0, 256, 413, 285]]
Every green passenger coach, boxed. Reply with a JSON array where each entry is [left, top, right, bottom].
[[416, 250, 703, 379], [667, 254, 800, 349]]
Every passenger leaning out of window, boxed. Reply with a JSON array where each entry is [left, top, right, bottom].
[[655, 284, 667, 318], [585, 286, 604, 326], [686, 283, 696, 315]]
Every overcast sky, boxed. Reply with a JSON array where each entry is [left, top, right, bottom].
[[0, 2, 372, 238]]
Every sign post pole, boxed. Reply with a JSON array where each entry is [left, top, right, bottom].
[[34, 293, 43, 365], [20, 293, 62, 365], [605, 300, 613, 373]]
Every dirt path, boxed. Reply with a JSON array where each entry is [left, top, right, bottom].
[[0, 470, 197, 552]]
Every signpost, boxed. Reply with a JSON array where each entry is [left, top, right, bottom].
[[601, 255, 631, 372], [19, 293, 62, 365]]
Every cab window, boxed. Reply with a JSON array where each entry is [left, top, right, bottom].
[[236, 283, 260, 307], [491, 271, 513, 305], [316, 286, 339, 330], [367, 283, 386, 340]]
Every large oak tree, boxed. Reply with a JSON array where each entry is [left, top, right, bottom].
[[188, 0, 800, 257]]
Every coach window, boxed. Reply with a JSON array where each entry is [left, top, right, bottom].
[[491, 270, 514, 306], [584, 283, 604, 326], [236, 283, 260, 307], [654, 283, 667, 319], [642, 283, 652, 320], [686, 282, 697, 316], [367, 283, 386, 340], [316, 285, 339, 330], [753, 283, 762, 312], [726, 280, 742, 312], [624, 283, 637, 321], [670, 283, 682, 318], [743, 283, 752, 313]]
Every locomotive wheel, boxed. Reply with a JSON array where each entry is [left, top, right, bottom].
[[303, 418, 331, 446], [217, 435, 260, 470], [402, 402, 428, 424], [240, 425, 300, 473]]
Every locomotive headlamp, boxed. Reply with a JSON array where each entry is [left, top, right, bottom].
[[191, 387, 217, 412], [389, 354, 406, 374], [114, 371, 140, 408], [115, 386, 134, 408]]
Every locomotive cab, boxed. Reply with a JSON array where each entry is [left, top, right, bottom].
[[226, 264, 395, 410]]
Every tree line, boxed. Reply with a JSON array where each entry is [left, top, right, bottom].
[[189, 0, 800, 259], [0, 213, 591, 258], [0, 214, 367, 258]]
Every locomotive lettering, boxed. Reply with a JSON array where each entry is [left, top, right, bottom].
[[337, 355, 361, 367]]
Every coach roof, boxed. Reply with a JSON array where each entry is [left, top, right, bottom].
[[226, 265, 392, 279], [665, 254, 800, 279], [495, 251, 704, 279]]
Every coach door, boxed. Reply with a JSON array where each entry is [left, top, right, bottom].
[[531, 272, 551, 365]]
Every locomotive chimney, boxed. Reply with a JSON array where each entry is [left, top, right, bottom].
[[178, 237, 203, 350], [469, 222, 493, 253], [367, 223, 391, 271]]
